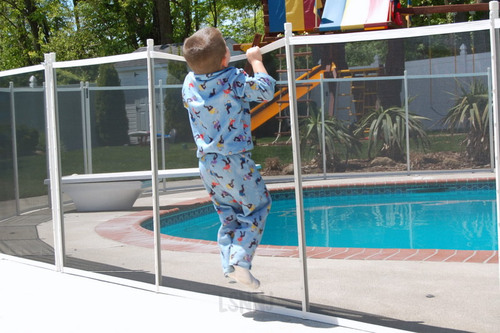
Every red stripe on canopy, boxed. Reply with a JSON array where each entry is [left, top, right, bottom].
[[303, 0, 321, 30]]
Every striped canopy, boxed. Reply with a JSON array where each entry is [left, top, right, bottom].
[[267, 0, 394, 33]]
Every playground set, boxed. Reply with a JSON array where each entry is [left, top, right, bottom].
[[241, 0, 490, 138]]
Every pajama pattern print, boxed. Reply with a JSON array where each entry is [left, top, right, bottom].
[[182, 67, 276, 158], [199, 152, 271, 274]]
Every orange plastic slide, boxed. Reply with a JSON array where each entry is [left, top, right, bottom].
[[251, 65, 325, 131]]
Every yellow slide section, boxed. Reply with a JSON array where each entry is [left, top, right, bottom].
[[251, 65, 325, 131]]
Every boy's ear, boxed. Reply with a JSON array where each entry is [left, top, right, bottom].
[[221, 47, 230, 68]]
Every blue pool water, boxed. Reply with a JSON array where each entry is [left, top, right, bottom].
[[150, 183, 499, 251]]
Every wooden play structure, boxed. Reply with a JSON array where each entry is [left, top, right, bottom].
[[237, 0, 490, 137], [238, 0, 403, 137]]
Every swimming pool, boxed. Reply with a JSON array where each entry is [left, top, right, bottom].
[[144, 181, 498, 251]]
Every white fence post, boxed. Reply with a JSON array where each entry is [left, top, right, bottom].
[[284, 22, 310, 313], [488, 1, 500, 286], [9, 82, 20, 215], [147, 39, 163, 289], [44, 52, 66, 271]]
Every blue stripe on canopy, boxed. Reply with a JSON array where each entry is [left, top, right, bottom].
[[268, 0, 286, 33]]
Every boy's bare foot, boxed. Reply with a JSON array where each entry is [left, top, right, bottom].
[[227, 265, 260, 289]]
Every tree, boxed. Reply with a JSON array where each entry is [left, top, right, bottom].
[[95, 64, 129, 146], [153, 0, 174, 44], [152, 0, 263, 44], [0, 1, 265, 71], [164, 60, 191, 142], [71, 0, 139, 56], [218, 0, 264, 43], [379, 39, 405, 109], [122, 0, 153, 48], [0, 0, 68, 68]]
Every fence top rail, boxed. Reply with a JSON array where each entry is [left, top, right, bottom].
[[230, 38, 285, 63], [291, 19, 492, 46], [53, 52, 146, 69], [0, 64, 44, 78], [150, 51, 186, 62]]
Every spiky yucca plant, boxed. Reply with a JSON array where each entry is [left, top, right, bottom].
[[442, 79, 490, 165], [301, 105, 361, 166], [355, 102, 430, 162]]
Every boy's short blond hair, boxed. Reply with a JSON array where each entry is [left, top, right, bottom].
[[183, 27, 227, 74]]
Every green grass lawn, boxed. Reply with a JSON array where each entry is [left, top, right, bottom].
[[0, 132, 468, 201]]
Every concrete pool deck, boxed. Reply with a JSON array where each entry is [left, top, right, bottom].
[[2, 171, 500, 332]]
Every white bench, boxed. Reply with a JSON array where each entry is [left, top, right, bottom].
[[44, 168, 200, 212]]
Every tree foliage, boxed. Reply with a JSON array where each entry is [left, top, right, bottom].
[[0, 0, 64, 68], [0, 0, 264, 72]]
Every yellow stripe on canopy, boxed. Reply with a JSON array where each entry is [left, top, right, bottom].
[[286, 0, 305, 31]]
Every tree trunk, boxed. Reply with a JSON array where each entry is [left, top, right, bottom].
[[182, 0, 193, 41], [379, 39, 405, 109], [153, 0, 173, 44], [73, 0, 81, 30], [210, 0, 218, 27], [316, 44, 348, 117], [23, 0, 44, 64]]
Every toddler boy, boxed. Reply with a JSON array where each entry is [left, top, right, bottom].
[[182, 27, 275, 289]]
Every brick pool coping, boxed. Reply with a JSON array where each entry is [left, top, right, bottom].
[[95, 177, 499, 264]]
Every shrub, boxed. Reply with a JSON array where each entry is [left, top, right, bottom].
[[95, 64, 129, 146], [164, 61, 192, 142], [301, 105, 361, 167], [0, 124, 39, 157], [442, 79, 490, 165]]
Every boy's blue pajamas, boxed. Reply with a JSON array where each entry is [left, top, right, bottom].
[[182, 67, 276, 275], [199, 152, 270, 274]]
